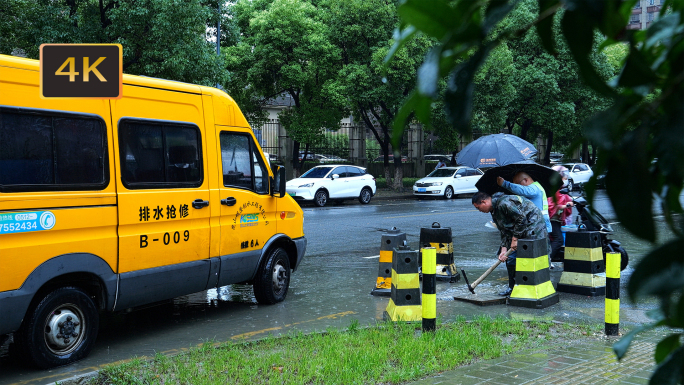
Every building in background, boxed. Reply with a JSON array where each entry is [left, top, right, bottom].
[[628, 0, 664, 30]]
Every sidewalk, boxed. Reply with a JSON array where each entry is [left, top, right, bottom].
[[407, 329, 665, 385], [373, 188, 415, 201], [372, 188, 475, 201]]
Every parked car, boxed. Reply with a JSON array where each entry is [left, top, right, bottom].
[[286, 165, 376, 207], [562, 163, 594, 191], [549, 152, 564, 164], [413, 167, 483, 199], [317, 154, 347, 163], [423, 154, 448, 161], [298, 152, 316, 161], [595, 171, 606, 189], [373, 154, 408, 162]]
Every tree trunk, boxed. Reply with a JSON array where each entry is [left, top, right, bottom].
[[292, 140, 301, 178], [519, 119, 532, 141], [391, 156, 403, 190], [381, 131, 392, 183], [590, 145, 597, 166], [544, 130, 553, 166], [505, 118, 515, 134], [582, 140, 589, 164]]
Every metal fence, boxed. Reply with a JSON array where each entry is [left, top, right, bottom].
[[252, 119, 280, 157], [252, 118, 487, 162], [251, 119, 353, 161]]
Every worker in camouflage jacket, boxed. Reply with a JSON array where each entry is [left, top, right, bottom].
[[472, 191, 549, 296]]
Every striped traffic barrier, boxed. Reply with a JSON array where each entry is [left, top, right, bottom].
[[508, 237, 559, 309], [384, 244, 421, 322], [557, 231, 606, 296], [422, 247, 436, 332], [605, 252, 620, 336], [371, 228, 406, 296], [419, 222, 459, 282]]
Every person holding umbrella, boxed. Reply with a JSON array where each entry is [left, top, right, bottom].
[[548, 166, 574, 261], [496, 173, 552, 234], [472, 191, 549, 296]]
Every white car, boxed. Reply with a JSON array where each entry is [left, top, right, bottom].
[[286, 165, 376, 207], [413, 167, 483, 199], [317, 154, 347, 163], [562, 163, 594, 191]]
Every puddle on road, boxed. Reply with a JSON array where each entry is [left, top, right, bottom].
[[0, 212, 676, 385]]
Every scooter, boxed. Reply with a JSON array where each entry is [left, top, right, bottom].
[[555, 189, 629, 271]]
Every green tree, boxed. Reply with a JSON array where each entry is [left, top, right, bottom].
[[390, 0, 684, 382], [322, 0, 432, 188], [1, 0, 224, 86], [225, 0, 346, 176], [472, 0, 615, 164]]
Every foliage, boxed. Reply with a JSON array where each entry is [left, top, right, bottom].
[[1, 0, 225, 86], [366, 139, 382, 160], [225, 0, 347, 172], [320, 0, 437, 188], [470, 0, 616, 162], [390, 0, 684, 382], [374, 177, 419, 189]]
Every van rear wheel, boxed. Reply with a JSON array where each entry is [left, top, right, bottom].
[[253, 247, 291, 304], [17, 287, 98, 369]]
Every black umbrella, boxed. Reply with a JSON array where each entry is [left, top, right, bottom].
[[456, 134, 537, 168], [475, 161, 560, 197]]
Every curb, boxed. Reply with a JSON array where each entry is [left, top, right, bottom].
[[373, 194, 415, 201], [48, 370, 98, 385]]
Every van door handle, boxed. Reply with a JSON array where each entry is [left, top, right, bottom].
[[220, 197, 237, 206], [192, 199, 210, 209]]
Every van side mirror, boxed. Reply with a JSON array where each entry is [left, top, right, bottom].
[[331, 174, 339, 180], [271, 166, 286, 198]]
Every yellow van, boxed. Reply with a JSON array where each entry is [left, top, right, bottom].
[[0, 54, 306, 368]]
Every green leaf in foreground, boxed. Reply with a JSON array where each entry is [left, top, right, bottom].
[[650, 344, 684, 385], [655, 334, 682, 364]]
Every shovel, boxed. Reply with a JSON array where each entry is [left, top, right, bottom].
[[461, 248, 515, 294]]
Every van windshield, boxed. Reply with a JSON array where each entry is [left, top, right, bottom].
[[300, 167, 332, 178]]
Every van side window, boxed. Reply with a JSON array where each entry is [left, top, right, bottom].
[[0, 107, 107, 192], [220, 132, 269, 193], [119, 120, 202, 188], [251, 144, 269, 194]]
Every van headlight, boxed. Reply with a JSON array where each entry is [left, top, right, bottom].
[[298, 183, 314, 188]]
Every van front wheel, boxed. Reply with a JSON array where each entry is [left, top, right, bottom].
[[254, 247, 291, 304], [17, 287, 99, 369]]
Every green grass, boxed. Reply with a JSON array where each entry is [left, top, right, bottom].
[[91, 316, 591, 385], [375, 178, 420, 189]]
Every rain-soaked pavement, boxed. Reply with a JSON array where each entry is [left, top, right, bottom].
[[0, 190, 677, 385]]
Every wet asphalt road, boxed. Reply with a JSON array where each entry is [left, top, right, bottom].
[[0, 190, 673, 385]]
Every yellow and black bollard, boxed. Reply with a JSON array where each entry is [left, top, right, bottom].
[[422, 247, 436, 332], [508, 238, 559, 309], [371, 228, 406, 296], [419, 222, 459, 282], [557, 231, 606, 296], [605, 252, 620, 336], [384, 244, 421, 322]]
